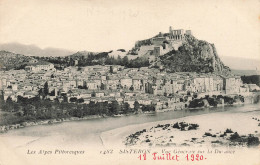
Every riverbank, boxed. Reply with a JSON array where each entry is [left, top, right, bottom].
[[0, 111, 155, 134], [101, 104, 260, 148], [0, 96, 259, 134], [0, 115, 105, 133], [0, 106, 230, 134]]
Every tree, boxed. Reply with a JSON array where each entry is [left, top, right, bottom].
[[122, 56, 129, 66], [100, 83, 105, 90], [207, 97, 217, 107], [3, 96, 14, 112], [44, 82, 49, 96], [6, 96, 12, 104], [105, 57, 113, 65], [96, 102, 105, 115], [63, 95, 68, 102], [117, 49, 126, 52], [122, 102, 130, 114], [109, 66, 113, 73], [91, 91, 96, 97], [77, 98, 84, 103], [188, 98, 204, 108], [83, 104, 90, 116], [110, 101, 120, 115], [74, 105, 84, 118], [134, 101, 140, 112], [50, 90, 55, 96], [23, 104, 35, 116], [239, 95, 244, 102], [88, 101, 96, 114], [129, 85, 134, 91], [117, 55, 122, 65], [247, 134, 260, 146], [69, 97, 77, 103], [101, 102, 109, 115]]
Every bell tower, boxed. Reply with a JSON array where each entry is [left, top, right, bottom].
[[169, 26, 173, 34]]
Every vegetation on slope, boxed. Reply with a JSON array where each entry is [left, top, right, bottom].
[[241, 75, 260, 86], [159, 35, 231, 74], [0, 50, 36, 70]]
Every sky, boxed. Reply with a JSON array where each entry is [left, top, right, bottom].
[[0, 0, 259, 60]]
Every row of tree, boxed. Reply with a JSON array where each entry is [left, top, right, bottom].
[[104, 56, 149, 68], [35, 52, 150, 69], [188, 95, 244, 108], [0, 93, 156, 126], [241, 75, 260, 87]]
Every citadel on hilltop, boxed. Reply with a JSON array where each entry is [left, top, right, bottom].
[[133, 26, 192, 61], [153, 26, 192, 45]]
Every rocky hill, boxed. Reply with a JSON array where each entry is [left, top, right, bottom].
[[68, 51, 100, 59], [158, 35, 231, 74], [0, 50, 36, 70]]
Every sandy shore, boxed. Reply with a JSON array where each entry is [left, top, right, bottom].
[[99, 107, 260, 164], [101, 107, 260, 148]]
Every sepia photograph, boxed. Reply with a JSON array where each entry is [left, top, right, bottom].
[[0, 0, 259, 164]]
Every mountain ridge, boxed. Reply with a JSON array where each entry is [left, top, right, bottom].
[[0, 42, 75, 57]]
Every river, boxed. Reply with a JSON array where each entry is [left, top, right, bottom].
[[1, 103, 259, 148]]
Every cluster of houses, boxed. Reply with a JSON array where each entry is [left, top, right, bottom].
[[0, 62, 257, 111]]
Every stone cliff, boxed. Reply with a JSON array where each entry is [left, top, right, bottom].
[[158, 34, 231, 74]]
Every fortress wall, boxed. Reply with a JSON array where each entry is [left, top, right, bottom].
[[171, 40, 183, 50], [138, 45, 155, 56], [151, 39, 165, 46]]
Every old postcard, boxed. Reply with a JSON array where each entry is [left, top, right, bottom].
[[0, 0, 259, 164]]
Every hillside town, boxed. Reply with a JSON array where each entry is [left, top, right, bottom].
[[0, 61, 259, 112], [1, 2, 260, 165]]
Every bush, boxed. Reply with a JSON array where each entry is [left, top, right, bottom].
[[188, 124, 199, 130], [204, 132, 212, 136], [247, 135, 260, 147], [188, 99, 204, 108], [230, 132, 240, 141], [207, 97, 217, 107], [179, 122, 188, 129], [220, 133, 226, 137], [224, 128, 233, 134], [117, 49, 126, 52], [172, 122, 180, 129]]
